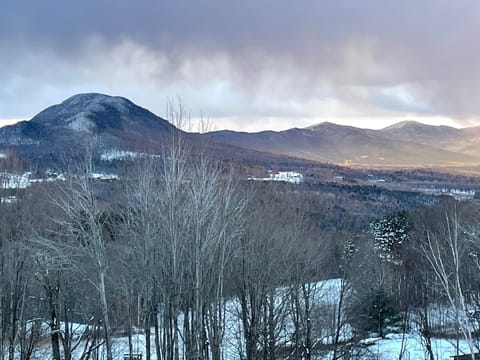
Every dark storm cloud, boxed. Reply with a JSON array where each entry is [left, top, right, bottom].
[[1, 0, 479, 127]]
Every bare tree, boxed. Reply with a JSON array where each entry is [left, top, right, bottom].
[[121, 101, 248, 360], [51, 146, 114, 360], [228, 185, 314, 360], [123, 155, 164, 360], [422, 202, 477, 357], [0, 156, 39, 360]]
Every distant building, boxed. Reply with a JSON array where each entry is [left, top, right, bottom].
[[248, 171, 304, 184]]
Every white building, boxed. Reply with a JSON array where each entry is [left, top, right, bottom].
[[248, 171, 304, 184]]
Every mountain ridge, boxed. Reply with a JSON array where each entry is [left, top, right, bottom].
[[208, 120, 480, 166], [1, 93, 480, 168]]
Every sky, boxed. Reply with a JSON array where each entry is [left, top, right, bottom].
[[0, 1, 479, 132]]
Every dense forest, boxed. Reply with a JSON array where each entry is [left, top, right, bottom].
[[2, 133, 480, 360]]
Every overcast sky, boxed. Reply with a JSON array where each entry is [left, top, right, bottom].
[[0, 1, 479, 131]]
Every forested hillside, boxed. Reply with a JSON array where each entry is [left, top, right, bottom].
[[2, 127, 480, 360]]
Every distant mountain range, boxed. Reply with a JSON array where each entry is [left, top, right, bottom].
[[1, 93, 480, 169], [207, 121, 480, 167]]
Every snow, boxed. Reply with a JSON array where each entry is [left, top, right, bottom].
[[2, 171, 69, 188], [68, 113, 95, 132], [13, 278, 480, 360], [100, 149, 164, 161], [63, 93, 130, 113], [222, 278, 352, 358], [0, 196, 16, 204], [248, 171, 304, 184], [89, 172, 119, 180], [412, 186, 476, 200], [30, 172, 67, 183], [1, 170, 117, 189], [100, 149, 140, 161], [0, 152, 6, 159], [22, 330, 474, 360], [342, 333, 474, 360], [1, 172, 31, 189]]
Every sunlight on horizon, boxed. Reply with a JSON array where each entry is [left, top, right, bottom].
[[0, 118, 23, 128], [0, 115, 467, 133], [204, 115, 465, 133]]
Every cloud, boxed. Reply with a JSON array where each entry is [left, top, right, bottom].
[[1, 1, 479, 130]]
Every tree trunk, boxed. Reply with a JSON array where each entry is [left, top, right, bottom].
[[62, 303, 72, 360], [98, 271, 113, 360], [145, 309, 151, 360], [332, 279, 347, 360], [208, 303, 222, 360], [184, 309, 192, 360], [128, 325, 133, 360], [241, 291, 259, 360], [154, 306, 162, 360], [9, 289, 16, 360], [303, 284, 312, 360], [194, 228, 202, 360], [48, 287, 61, 360], [173, 311, 179, 360], [267, 291, 275, 360]]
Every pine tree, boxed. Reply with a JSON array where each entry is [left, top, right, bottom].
[[370, 212, 409, 265]]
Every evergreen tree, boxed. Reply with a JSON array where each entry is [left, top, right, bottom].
[[370, 212, 409, 265], [349, 287, 400, 338]]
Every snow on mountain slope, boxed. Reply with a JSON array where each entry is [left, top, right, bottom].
[[0, 93, 181, 170]]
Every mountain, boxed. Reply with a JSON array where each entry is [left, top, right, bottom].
[[381, 121, 461, 144], [2, 94, 480, 169], [0, 93, 314, 170], [381, 121, 480, 158], [0, 93, 180, 167], [0, 93, 175, 147], [208, 122, 480, 167]]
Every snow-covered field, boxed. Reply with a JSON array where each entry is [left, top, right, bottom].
[[0, 172, 31, 189], [100, 149, 164, 161], [345, 334, 472, 360], [22, 323, 474, 359], [100, 149, 140, 161], [1, 170, 119, 190], [9, 279, 479, 360], [89, 172, 119, 180], [21, 328, 474, 360]]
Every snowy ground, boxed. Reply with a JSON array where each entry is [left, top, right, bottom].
[[11, 278, 480, 359], [0, 172, 31, 189], [23, 330, 474, 360], [100, 149, 140, 161], [342, 333, 473, 360]]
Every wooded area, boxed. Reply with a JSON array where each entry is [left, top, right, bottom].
[[2, 129, 480, 360]]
